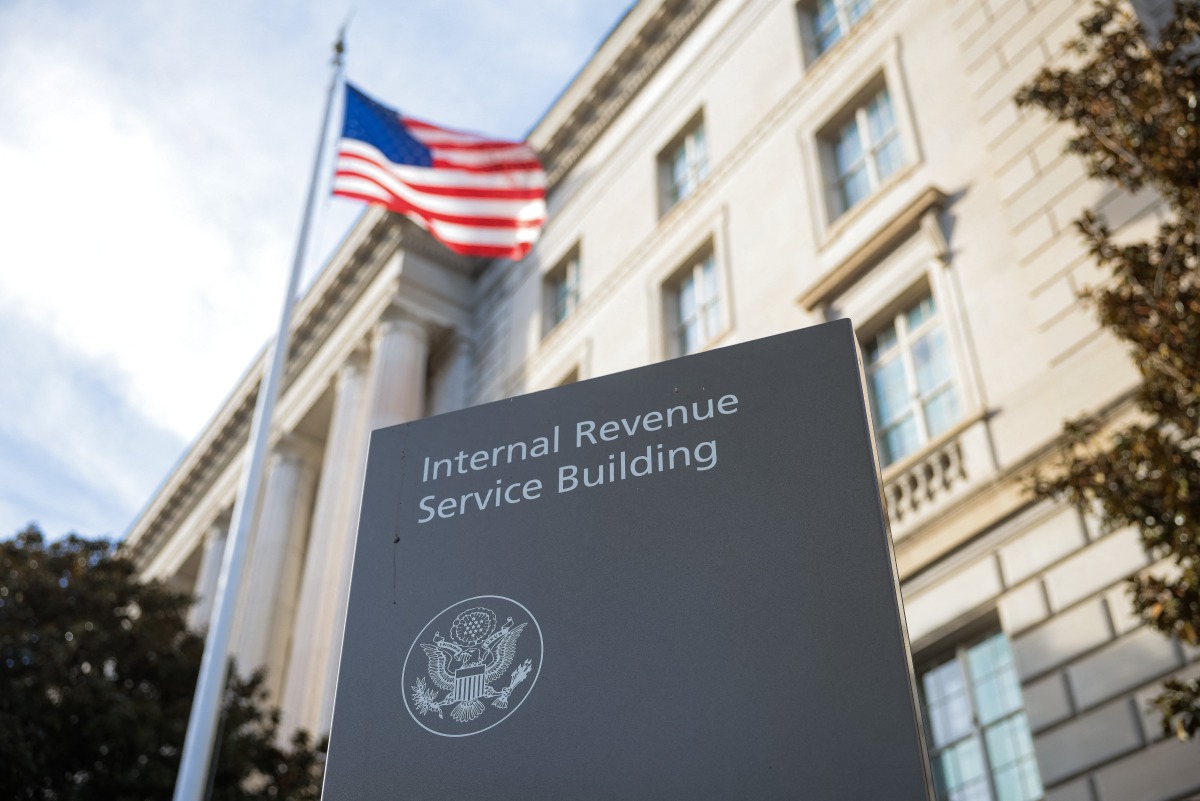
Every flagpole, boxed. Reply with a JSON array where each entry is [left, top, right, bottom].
[[172, 31, 346, 801]]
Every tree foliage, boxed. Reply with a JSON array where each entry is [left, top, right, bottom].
[[0, 527, 325, 799], [1017, 0, 1200, 740]]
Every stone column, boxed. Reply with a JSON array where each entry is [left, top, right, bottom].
[[321, 309, 430, 736], [280, 350, 371, 736], [438, 334, 474, 414], [280, 309, 431, 738], [187, 519, 228, 631], [231, 432, 321, 700], [366, 309, 430, 430]]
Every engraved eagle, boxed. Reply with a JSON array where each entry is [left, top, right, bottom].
[[410, 607, 532, 724]]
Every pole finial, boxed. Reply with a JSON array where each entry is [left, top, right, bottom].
[[333, 12, 353, 67]]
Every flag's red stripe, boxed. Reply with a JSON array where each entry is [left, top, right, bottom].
[[336, 152, 544, 199], [334, 171, 546, 228]]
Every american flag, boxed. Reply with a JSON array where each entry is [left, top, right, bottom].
[[333, 83, 547, 259]]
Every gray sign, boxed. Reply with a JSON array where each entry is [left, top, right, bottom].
[[323, 320, 934, 800]]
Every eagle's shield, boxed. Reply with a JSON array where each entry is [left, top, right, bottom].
[[454, 663, 487, 702], [450, 663, 488, 723]]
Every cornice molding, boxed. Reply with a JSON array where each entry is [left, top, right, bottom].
[[126, 213, 462, 564], [537, 0, 720, 188]]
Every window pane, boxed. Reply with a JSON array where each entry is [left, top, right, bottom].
[[867, 323, 898, 363], [813, 0, 842, 53], [875, 133, 904, 183], [986, 715, 1040, 801], [967, 634, 1021, 724], [839, 165, 871, 211], [912, 327, 953, 395], [882, 416, 920, 464], [923, 658, 967, 703], [691, 125, 709, 183], [701, 255, 719, 299], [866, 89, 896, 143], [834, 119, 863, 173], [923, 658, 972, 748], [924, 388, 960, 440], [933, 737, 989, 801], [680, 319, 702, 356], [552, 283, 569, 324], [678, 273, 697, 321], [869, 358, 910, 426], [906, 294, 937, 330], [847, 0, 871, 22], [671, 148, 690, 201]]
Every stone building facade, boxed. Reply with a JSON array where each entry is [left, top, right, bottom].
[[126, 0, 1200, 798]]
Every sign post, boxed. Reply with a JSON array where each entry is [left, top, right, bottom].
[[322, 320, 934, 799]]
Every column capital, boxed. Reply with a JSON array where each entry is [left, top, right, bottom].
[[271, 431, 323, 468], [205, 516, 229, 544], [374, 304, 432, 344], [342, 345, 370, 371]]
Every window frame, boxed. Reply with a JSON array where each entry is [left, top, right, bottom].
[[658, 112, 710, 216], [663, 245, 724, 358], [543, 247, 581, 337], [917, 629, 1044, 801], [797, 48, 925, 242], [823, 84, 905, 220], [862, 288, 961, 466], [799, 0, 874, 59]]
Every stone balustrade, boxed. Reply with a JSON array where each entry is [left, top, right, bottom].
[[883, 417, 991, 540]]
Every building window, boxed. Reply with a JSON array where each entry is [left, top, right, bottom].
[[666, 249, 722, 356], [806, 0, 872, 55], [544, 250, 580, 334], [827, 86, 904, 217], [921, 632, 1043, 801], [659, 115, 709, 214], [865, 292, 959, 466]]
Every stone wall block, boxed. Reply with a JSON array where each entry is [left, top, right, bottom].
[[1024, 671, 1073, 733], [1093, 736, 1200, 801], [1013, 213, 1059, 265], [1044, 777, 1094, 801], [1104, 586, 1141, 636], [1034, 698, 1142, 786], [998, 507, 1087, 586], [1067, 627, 1182, 711], [999, 579, 1049, 634], [1044, 528, 1148, 612], [1014, 599, 1111, 680]]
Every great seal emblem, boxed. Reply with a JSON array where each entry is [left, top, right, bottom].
[[402, 596, 543, 737]]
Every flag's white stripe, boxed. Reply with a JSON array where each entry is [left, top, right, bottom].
[[335, 160, 547, 220], [350, 183, 537, 248], [339, 140, 546, 190], [332, 180, 540, 246], [429, 145, 540, 167], [428, 218, 542, 247]]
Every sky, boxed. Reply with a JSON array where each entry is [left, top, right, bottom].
[[0, 0, 634, 540]]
